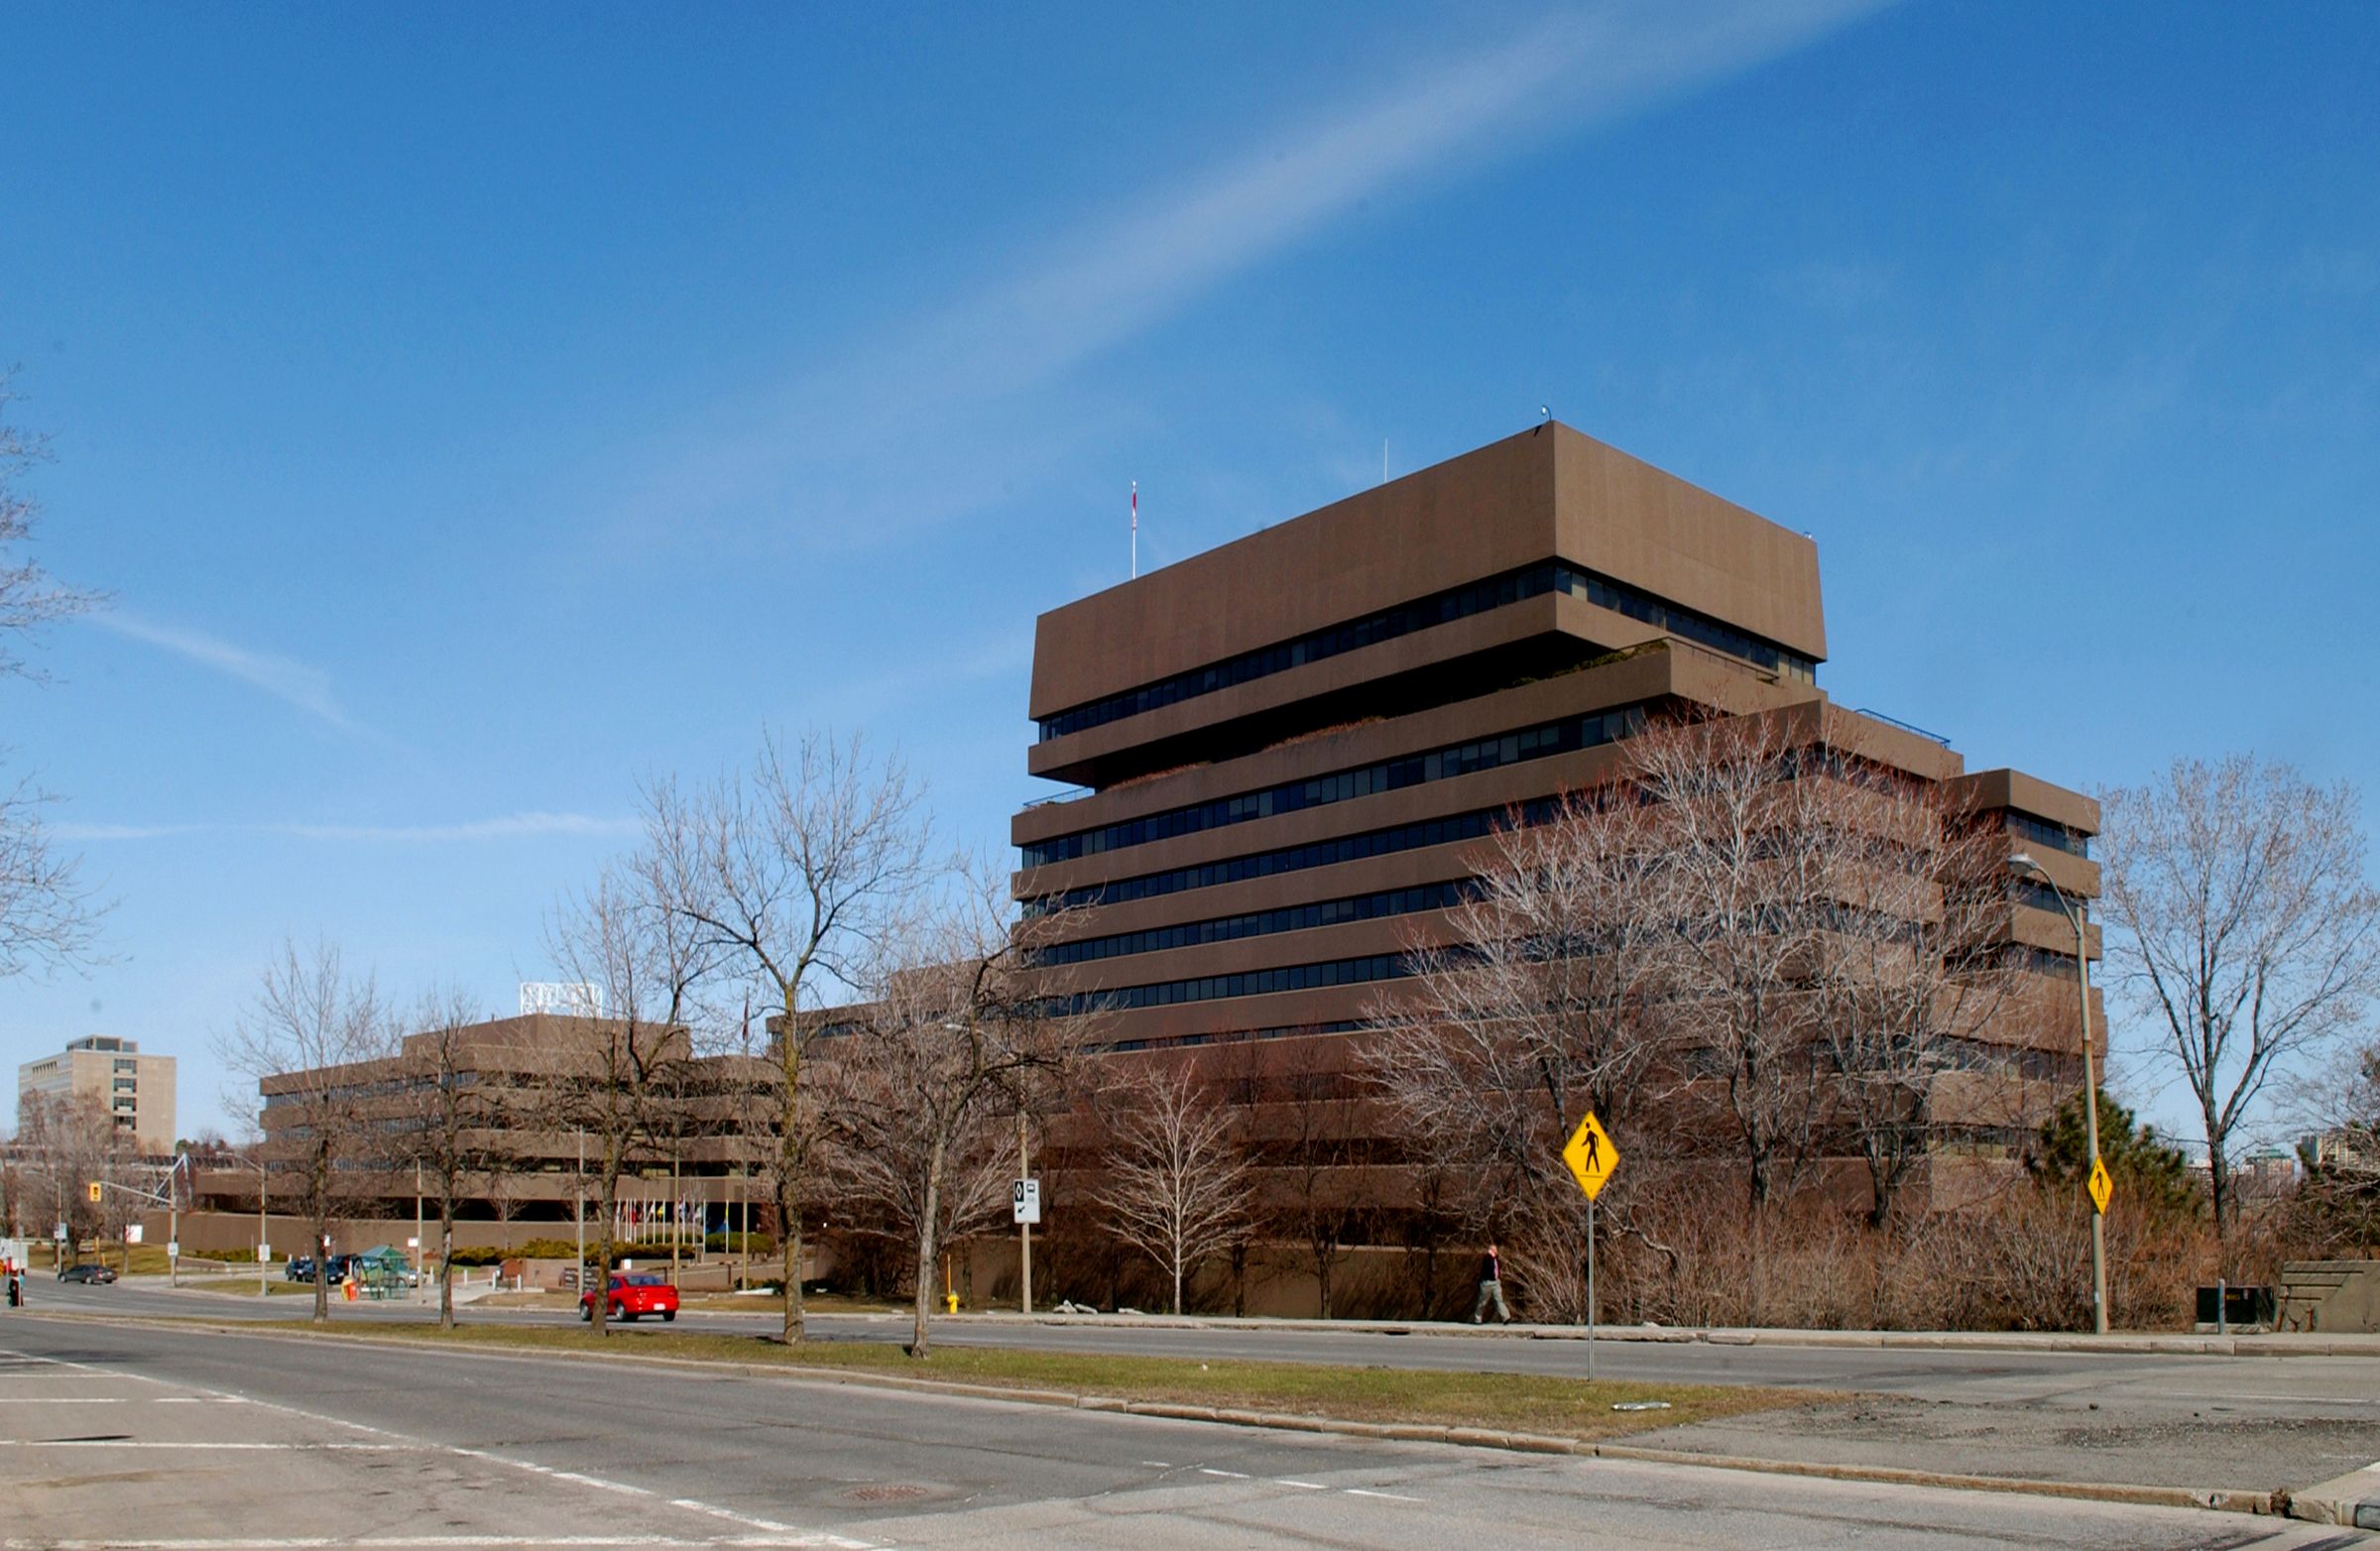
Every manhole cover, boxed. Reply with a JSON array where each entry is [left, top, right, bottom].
[[843, 1485, 932, 1503]]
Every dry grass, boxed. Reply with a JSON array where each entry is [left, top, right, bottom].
[[255, 1320, 1814, 1442]]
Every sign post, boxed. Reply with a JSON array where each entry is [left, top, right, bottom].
[[1561, 1111, 1621, 1379], [1012, 1114, 1037, 1316], [1012, 1173, 1041, 1315]]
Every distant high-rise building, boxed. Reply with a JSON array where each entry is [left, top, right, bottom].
[[17, 1036, 178, 1156]]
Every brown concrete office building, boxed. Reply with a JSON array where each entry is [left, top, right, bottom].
[[1014, 422, 2099, 1208]]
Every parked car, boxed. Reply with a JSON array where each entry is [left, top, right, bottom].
[[285, 1255, 318, 1282], [579, 1272, 679, 1323], [59, 1263, 116, 1284]]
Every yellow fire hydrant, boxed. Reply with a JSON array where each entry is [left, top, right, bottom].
[[944, 1291, 960, 1314]]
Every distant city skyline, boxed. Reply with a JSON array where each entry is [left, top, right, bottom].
[[3, 2, 2375, 1143]]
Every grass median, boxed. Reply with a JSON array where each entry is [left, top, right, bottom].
[[247, 1319, 1818, 1443]]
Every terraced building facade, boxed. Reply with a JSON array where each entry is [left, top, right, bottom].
[[1013, 422, 2101, 1258]]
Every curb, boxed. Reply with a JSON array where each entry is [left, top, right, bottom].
[[17, 1311, 2298, 1521], [938, 1311, 2380, 1360], [2286, 1463, 2380, 1529]]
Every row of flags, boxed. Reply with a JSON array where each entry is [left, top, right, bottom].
[[611, 1198, 706, 1240]]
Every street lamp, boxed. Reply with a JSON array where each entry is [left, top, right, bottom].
[[2010, 851, 2109, 1336]]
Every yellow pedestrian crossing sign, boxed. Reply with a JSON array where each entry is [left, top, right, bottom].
[[1563, 1111, 1619, 1201], [2087, 1156, 2112, 1216]]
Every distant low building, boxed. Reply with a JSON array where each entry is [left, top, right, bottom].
[[16, 1036, 178, 1157], [186, 1014, 772, 1252]]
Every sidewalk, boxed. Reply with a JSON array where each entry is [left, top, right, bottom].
[[955, 1308, 2380, 1359]]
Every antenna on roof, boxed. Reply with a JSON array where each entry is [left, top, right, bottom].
[[1130, 481, 1138, 580]]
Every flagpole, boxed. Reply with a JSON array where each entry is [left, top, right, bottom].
[[1130, 481, 1137, 579]]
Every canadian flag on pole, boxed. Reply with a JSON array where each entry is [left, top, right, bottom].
[[1130, 481, 1137, 579]]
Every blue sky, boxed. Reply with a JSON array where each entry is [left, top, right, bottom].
[[3, 1, 2375, 1140]]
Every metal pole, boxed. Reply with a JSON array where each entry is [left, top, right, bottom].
[[574, 1132, 585, 1300], [258, 1158, 268, 1297], [1017, 1112, 1032, 1316], [2074, 902, 2109, 1336], [1585, 1195, 1596, 1380], [415, 1161, 424, 1306], [168, 1156, 180, 1289]]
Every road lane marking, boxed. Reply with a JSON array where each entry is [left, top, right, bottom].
[[1273, 1480, 1330, 1490], [0, 1440, 418, 1451], [1198, 1468, 1250, 1479], [0, 1344, 875, 1551], [1, 1539, 846, 1549], [2178, 1392, 2379, 1406], [1345, 1488, 1424, 1502]]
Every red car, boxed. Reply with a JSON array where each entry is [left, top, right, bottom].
[[579, 1272, 679, 1323]]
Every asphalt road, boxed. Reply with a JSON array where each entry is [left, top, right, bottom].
[[26, 1277, 2380, 1496], [47, 1276, 2380, 1410], [2, 1312, 2367, 1551]]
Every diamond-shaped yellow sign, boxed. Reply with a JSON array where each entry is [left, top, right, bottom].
[[2087, 1156, 2112, 1216], [1563, 1111, 1620, 1201]]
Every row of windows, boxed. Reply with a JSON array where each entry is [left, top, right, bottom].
[[2011, 877, 2086, 919], [2004, 944, 2084, 980], [1036, 561, 1817, 742], [1027, 799, 1560, 915], [111, 1077, 137, 1092], [1020, 705, 1647, 868], [2006, 811, 2091, 859], [1557, 568, 1817, 684], [1038, 563, 1570, 741], [1032, 881, 1470, 967], [1056, 952, 1415, 1015], [1096, 1019, 1365, 1054], [1939, 1036, 2078, 1082]]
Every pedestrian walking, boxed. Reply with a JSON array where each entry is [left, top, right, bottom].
[[1470, 1242, 1511, 1324]]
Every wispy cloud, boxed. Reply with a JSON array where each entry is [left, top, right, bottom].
[[280, 812, 642, 844], [90, 611, 383, 742], [55, 812, 640, 845], [624, 0, 1888, 548], [47, 822, 204, 843]]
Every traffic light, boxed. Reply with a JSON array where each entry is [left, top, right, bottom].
[[86, 1181, 103, 1203]]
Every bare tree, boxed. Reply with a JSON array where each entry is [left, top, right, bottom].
[[1366, 790, 1668, 1314], [1, 373, 103, 980], [1812, 774, 2019, 1228], [390, 988, 515, 1328], [2099, 756, 2380, 1244], [16, 1092, 141, 1264], [1097, 1061, 1253, 1315], [660, 730, 930, 1342], [215, 940, 394, 1323], [1268, 1038, 1363, 1319], [543, 857, 711, 1337], [1632, 713, 1843, 1211], [824, 862, 1073, 1356]]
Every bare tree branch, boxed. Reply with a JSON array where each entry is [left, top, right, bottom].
[[1095, 1061, 1253, 1315], [2099, 755, 2380, 1247], [654, 728, 930, 1342]]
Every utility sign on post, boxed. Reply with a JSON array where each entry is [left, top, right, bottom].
[[1562, 1111, 1620, 1201], [2087, 1156, 2113, 1216], [1012, 1178, 1041, 1225]]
